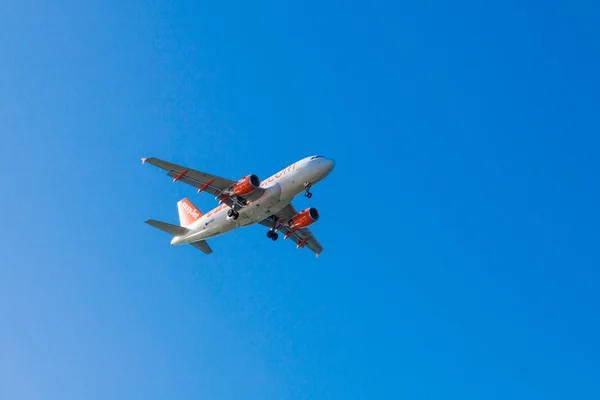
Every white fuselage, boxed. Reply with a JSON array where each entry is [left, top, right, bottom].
[[171, 156, 335, 245]]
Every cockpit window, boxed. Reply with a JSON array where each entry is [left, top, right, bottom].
[[310, 156, 324, 160]]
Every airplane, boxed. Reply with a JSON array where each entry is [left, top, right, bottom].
[[142, 155, 335, 257]]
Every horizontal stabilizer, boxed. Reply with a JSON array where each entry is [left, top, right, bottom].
[[145, 219, 189, 236], [190, 240, 213, 254]]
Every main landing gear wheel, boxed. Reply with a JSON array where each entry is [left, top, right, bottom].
[[227, 209, 239, 220], [305, 192, 312, 198], [266, 230, 279, 241]]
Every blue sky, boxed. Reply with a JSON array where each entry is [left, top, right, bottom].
[[1, 0, 599, 398]]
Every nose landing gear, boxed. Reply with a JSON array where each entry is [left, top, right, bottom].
[[304, 182, 313, 198]]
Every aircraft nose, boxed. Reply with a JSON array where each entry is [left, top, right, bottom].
[[325, 158, 336, 172]]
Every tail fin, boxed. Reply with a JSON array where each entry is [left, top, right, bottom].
[[177, 198, 203, 227]]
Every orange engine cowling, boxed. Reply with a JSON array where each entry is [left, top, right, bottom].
[[291, 208, 320, 228], [233, 174, 261, 196]]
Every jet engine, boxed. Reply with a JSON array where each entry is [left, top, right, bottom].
[[283, 208, 320, 240], [233, 174, 261, 196], [291, 208, 320, 228]]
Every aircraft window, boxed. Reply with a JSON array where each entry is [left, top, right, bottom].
[[310, 156, 324, 159]]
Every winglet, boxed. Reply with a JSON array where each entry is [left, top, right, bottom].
[[141, 157, 147, 164]]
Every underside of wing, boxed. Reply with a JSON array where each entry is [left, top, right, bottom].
[[281, 225, 324, 256], [143, 157, 233, 193], [142, 157, 265, 207]]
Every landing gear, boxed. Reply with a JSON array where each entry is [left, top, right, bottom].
[[304, 182, 313, 198], [267, 216, 280, 241], [227, 208, 239, 220], [266, 230, 279, 241]]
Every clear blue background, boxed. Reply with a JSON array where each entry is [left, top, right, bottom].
[[1, 1, 599, 399]]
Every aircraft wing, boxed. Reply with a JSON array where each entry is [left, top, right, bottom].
[[259, 204, 325, 257], [142, 157, 264, 206]]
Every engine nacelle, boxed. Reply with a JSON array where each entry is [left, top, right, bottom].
[[233, 174, 261, 196], [291, 207, 320, 228]]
